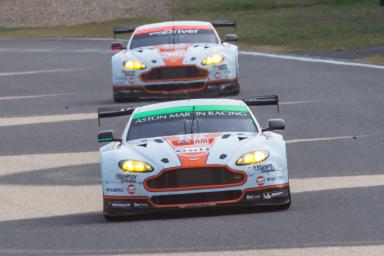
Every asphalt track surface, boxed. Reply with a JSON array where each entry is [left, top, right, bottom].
[[0, 39, 383, 256]]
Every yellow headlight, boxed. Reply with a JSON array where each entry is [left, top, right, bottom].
[[236, 150, 269, 165], [118, 160, 153, 172], [202, 54, 224, 65], [123, 60, 146, 70]]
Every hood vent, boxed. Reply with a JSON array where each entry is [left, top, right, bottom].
[[154, 139, 163, 143], [138, 143, 147, 147], [222, 134, 231, 139], [238, 137, 248, 141]]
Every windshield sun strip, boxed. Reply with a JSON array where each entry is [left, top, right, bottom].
[[132, 105, 248, 120]]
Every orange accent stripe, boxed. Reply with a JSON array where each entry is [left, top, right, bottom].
[[103, 183, 289, 208], [135, 25, 212, 35], [143, 165, 247, 192]]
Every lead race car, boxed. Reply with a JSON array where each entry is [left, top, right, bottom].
[[111, 20, 239, 102], [97, 95, 290, 220]]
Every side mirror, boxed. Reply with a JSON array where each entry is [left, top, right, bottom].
[[98, 130, 121, 143], [111, 42, 126, 51], [262, 119, 285, 132], [223, 34, 238, 42]]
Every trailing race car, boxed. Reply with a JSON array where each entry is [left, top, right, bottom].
[[111, 20, 239, 102], [97, 95, 290, 220]]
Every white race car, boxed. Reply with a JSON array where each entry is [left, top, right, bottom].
[[111, 20, 239, 102], [97, 95, 290, 220]]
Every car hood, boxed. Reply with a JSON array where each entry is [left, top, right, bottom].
[[125, 43, 225, 66]]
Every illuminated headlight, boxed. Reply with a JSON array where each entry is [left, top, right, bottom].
[[236, 150, 269, 165], [118, 160, 153, 172], [123, 60, 146, 70], [202, 54, 224, 65]]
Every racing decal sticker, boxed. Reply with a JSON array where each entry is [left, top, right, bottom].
[[256, 176, 265, 187], [110, 202, 132, 208], [135, 25, 212, 35], [262, 190, 288, 200], [116, 173, 137, 183], [133, 202, 149, 208], [132, 105, 248, 121], [127, 183, 136, 195], [106, 187, 124, 193], [254, 163, 275, 173], [245, 193, 261, 201], [266, 175, 286, 183], [164, 133, 220, 168]]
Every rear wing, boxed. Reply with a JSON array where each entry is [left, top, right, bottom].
[[97, 106, 135, 126], [243, 95, 279, 112], [211, 20, 236, 31], [113, 26, 136, 39]]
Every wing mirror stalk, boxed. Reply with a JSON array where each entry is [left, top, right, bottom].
[[262, 119, 285, 132]]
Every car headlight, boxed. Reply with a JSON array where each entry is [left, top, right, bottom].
[[236, 150, 269, 165], [202, 53, 224, 65], [118, 160, 153, 172], [123, 60, 146, 70]]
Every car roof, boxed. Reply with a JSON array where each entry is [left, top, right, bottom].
[[134, 21, 214, 33], [134, 98, 247, 114]]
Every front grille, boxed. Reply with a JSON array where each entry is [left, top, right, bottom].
[[141, 66, 208, 82], [145, 167, 245, 191], [145, 82, 205, 92], [151, 190, 242, 205]]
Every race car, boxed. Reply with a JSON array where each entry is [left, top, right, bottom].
[[97, 95, 290, 220], [111, 20, 239, 102]]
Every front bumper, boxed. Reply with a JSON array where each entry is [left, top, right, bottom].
[[103, 184, 290, 216], [113, 78, 239, 100]]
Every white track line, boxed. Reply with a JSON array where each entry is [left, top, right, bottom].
[[286, 135, 369, 144], [0, 151, 98, 175], [0, 113, 96, 127], [0, 67, 89, 77], [291, 174, 384, 193], [240, 50, 384, 70], [0, 93, 75, 101]]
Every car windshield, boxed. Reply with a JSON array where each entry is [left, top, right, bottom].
[[127, 105, 258, 141], [130, 27, 218, 49]]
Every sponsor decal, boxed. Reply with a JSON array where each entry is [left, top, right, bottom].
[[133, 111, 247, 125], [254, 163, 275, 173], [256, 176, 265, 186], [175, 147, 210, 154], [266, 175, 286, 183], [149, 29, 199, 36], [116, 173, 137, 183], [123, 70, 136, 76], [263, 190, 288, 200], [127, 183, 136, 195], [245, 193, 261, 201], [106, 187, 124, 193], [111, 202, 131, 208], [218, 64, 228, 70], [133, 202, 149, 208]]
